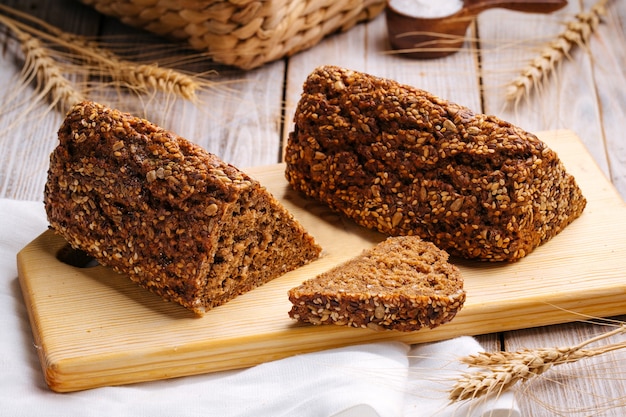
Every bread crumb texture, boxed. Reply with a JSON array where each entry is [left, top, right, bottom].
[[285, 65, 587, 262], [45, 101, 321, 315], [288, 236, 465, 332]]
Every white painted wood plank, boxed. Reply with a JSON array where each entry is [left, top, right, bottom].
[[503, 319, 626, 416], [477, 1, 612, 184], [587, 0, 626, 199]]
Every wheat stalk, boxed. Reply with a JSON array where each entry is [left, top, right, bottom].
[[505, 0, 609, 104], [19, 34, 86, 109], [449, 324, 626, 402], [0, 4, 210, 105], [0, 14, 85, 112], [111, 63, 200, 101], [46, 28, 204, 101]]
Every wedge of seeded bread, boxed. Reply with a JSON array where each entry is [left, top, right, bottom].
[[285, 65, 587, 262], [45, 101, 322, 315], [288, 236, 465, 332]]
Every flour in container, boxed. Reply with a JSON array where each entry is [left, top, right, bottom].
[[388, 0, 464, 18]]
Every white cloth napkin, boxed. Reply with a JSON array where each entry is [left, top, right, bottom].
[[0, 198, 520, 417]]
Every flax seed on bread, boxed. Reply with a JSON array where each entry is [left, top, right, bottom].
[[288, 236, 465, 332], [285, 65, 586, 262], [44, 101, 321, 315]]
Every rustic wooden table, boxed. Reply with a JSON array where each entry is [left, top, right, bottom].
[[1, 0, 625, 415]]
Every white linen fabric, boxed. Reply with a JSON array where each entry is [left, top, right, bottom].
[[404, 337, 521, 417], [0, 198, 520, 417]]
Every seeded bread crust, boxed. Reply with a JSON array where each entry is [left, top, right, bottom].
[[288, 236, 465, 332], [45, 101, 321, 315], [285, 65, 587, 262]]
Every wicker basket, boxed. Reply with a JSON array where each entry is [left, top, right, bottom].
[[79, 0, 386, 69]]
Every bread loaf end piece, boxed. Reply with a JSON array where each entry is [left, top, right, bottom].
[[45, 101, 321, 315], [285, 65, 586, 262], [288, 236, 465, 332]]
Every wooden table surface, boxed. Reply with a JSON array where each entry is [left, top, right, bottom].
[[1, 0, 625, 415]]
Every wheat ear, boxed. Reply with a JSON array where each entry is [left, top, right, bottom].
[[0, 15, 85, 112], [0, 4, 205, 102], [505, 0, 608, 104], [48, 30, 202, 101], [449, 324, 626, 402]]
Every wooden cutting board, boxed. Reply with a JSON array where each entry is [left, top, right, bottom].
[[18, 130, 626, 393]]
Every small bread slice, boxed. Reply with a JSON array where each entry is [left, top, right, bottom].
[[288, 236, 465, 332]]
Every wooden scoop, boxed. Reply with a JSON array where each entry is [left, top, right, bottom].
[[386, 0, 568, 59]]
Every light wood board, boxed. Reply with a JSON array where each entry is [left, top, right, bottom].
[[18, 130, 626, 393]]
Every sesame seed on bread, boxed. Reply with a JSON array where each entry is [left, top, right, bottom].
[[44, 101, 321, 315], [285, 65, 586, 262]]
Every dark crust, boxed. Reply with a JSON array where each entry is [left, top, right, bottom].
[[288, 236, 466, 332], [44, 101, 321, 315], [285, 65, 587, 262]]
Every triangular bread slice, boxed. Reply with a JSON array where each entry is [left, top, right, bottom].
[[45, 101, 321, 315], [288, 236, 465, 332]]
